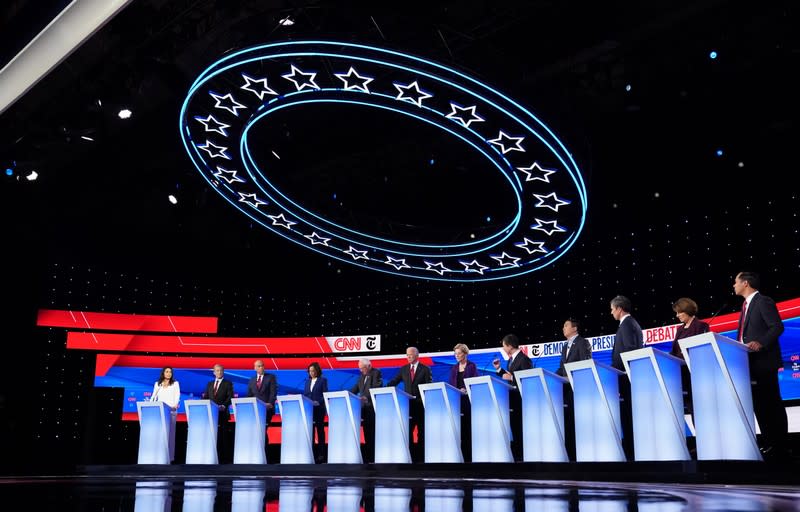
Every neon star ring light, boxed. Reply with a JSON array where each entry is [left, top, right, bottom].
[[180, 41, 587, 282]]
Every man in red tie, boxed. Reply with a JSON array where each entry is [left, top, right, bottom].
[[247, 359, 277, 456], [733, 271, 787, 460], [205, 363, 234, 462], [387, 346, 432, 462]]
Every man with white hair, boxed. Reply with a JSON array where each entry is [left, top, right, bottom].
[[350, 358, 383, 463]]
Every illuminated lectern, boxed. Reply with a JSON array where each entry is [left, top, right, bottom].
[[231, 397, 268, 464], [679, 332, 761, 460], [514, 368, 569, 462], [370, 386, 413, 463], [418, 382, 463, 463], [276, 394, 315, 464], [184, 399, 219, 464], [621, 347, 690, 461], [464, 375, 514, 462], [323, 390, 363, 463], [136, 401, 172, 464], [564, 360, 626, 462]]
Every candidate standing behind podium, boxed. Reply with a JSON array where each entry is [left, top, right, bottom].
[[556, 319, 592, 461], [492, 333, 533, 461], [205, 363, 234, 463], [449, 343, 478, 462], [350, 358, 382, 463], [609, 295, 643, 459], [386, 346, 432, 463], [150, 366, 180, 462], [734, 271, 787, 459], [669, 297, 709, 419], [247, 359, 277, 457], [303, 362, 329, 463]]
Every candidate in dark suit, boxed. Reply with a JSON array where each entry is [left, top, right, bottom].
[[492, 333, 533, 461], [303, 362, 329, 462], [734, 271, 787, 459], [449, 343, 479, 461], [246, 359, 277, 455], [350, 358, 383, 462], [386, 346, 432, 462], [205, 363, 234, 462], [610, 295, 644, 459], [557, 319, 592, 460]]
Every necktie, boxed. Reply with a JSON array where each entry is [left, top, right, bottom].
[[257, 375, 262, 389], [213, 380, 220, 396], [737, 300, 748, 342], [410, 364, 416, 381]]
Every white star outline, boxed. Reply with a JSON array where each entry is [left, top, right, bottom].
[[282, 65, 319, 91], [197, 140, 231, 160], [209, 91, 247, 117], [213, 166, 245, 184], [385, 256, 411, 271], [515, 238, 548, 255], [533, 192, 570, 212], [460, 259, 489, 274], [488, 131, 525, 154], [446, 103, 485, 127], [530, 218, 566, 236], [240, 73, 278, 100], [393, 81, 433, 107], [334, 67, 374, 93], [305, 232, 330, 246], [344, 246, 369, 261], [194, 114, 230, 137], [491, 252, 521, 267], [238, 192, 266, 209], [424, 261, 453, 275], [517, 162, 556, 183], [267, 213, 297, 229]]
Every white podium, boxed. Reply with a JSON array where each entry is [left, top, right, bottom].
[[231, 397, 268, 464], [514, 368, 569, 462], [370, 386, 413, 463], [134, 481, 171, 512], [184, 399, 219, 464], [276, 394, 315, 464], [419, 382, 463, 462], [182, 481, 216, 512], [425, 489, 464, 512], [464, 375, 514, 462], [278, 480, 313, 512], [326, 485, 362, 511], [323, 390, 363, 464], [136, 401, 172, 464], [565, 360, 626, 462], [621, 347, 690, 461], [232, 480, 266, 512], [375, 487, 412, 511], [679, 332, 761, 460]]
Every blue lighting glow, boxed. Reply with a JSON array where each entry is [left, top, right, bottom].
[[179, 41, 588, 281], [4, 168, 12, 176], [716, 149, 724, 157], [709, 51, 718, 59]]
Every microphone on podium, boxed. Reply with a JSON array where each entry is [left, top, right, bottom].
[[707, 295, 737, 325]]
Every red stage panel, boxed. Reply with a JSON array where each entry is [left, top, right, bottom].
[[67, 332, 333, 354], [37, 309, 218, 333]]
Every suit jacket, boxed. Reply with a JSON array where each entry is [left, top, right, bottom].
[[303, 376, 329, 419], [557, 336, 592, 376], [247, 372, 277, 407], [498, 350, 533, 377], [350, 368, 383, 407], [741, 292, 785, 371], [387, 362, 432, 400], [611, 316, 644, 370], [205, 378, 234, 420], [448, 360, 479, 387]]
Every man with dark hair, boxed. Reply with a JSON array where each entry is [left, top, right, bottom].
[[205, 363, 234, 463], [246, 359, 277, 459], [609, 295, 643, 460], [492, 333, 533, 461], [734, 271, 787, 460], [558, 318, 592, 460]]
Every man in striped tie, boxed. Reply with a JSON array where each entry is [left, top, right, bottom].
[[247, 359, 277, 458]]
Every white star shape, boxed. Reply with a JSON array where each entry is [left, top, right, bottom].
[[240, 73, 278, 100], [238, 192, 266, 209], [515, 238, 548, 255], [282, 65, 319, 91], [446, 103, 484, 127], [491, 252, 521, 267], [344, 246, 369, 261], [424, 261, 452, 276], [197, 140, 231, 160], [488, 131, 525, 154], [194, 114, 230, 137], [393, 81, 433, 107], [460, 259, 489, 274], [530, 218, 566, 236], [209, 91, 247, 117], [267, 213, 297, 229], [213, 166, 245, 184], [334, 67, 374, 93], [516, 162, 556, 183], [385, 256, 410, 271], [534, 192, 570, 212], [305, 232, 330, 246]]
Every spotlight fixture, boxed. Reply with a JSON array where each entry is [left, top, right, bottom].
[[278, 16, 295, 26], [118, 108, 132, 119], [168, 194, 178, 204], [25, 170, 38, 181], [80, 135, 94, 142], [709, 50, 718, 59]]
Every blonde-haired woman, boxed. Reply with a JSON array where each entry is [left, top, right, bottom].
[[150, 366, 180, 462], [449, 343, 478, 461]]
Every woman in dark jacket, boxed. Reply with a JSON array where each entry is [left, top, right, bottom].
[[449, 343, 478, 462], [302, 361, 329, 462]]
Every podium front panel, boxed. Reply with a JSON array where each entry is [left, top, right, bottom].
[[278, 481, 313, 512], [419, 382, 463, 463], [323, 390, 363, 464], [370, 387, 412, 463], [185, 399, 219, 464], [134, 481, 172, 512], [326, 485, 362, 511], [375, 487, 412, 512], [515, 368, 568, 462], [464, 375, 513, 462], [276, 394, 315, 464], [136, 401, 171, 465], [425, 489, 464, 512], [232, 480, 266, 512], [473, 489, 514, 512], [231, 397, 267, 464], [182, 481, 216, 512]]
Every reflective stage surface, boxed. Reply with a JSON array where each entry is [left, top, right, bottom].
[[0, 476, 798, 512]]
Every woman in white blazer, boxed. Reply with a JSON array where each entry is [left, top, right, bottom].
[[150, 366, 180, 462]]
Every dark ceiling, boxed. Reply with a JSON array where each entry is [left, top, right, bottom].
[[1, 0, 799, 298]]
